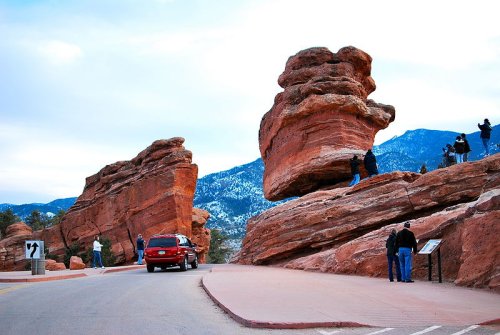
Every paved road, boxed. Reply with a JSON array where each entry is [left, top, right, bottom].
[[0, 265, 498, 335]]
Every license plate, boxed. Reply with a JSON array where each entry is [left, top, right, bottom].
[[158, 251, 165, 255]]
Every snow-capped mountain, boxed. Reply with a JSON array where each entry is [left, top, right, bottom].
[[193, 158, 288, 242], [0, 197, 77, 220]]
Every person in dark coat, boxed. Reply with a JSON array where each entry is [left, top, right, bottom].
[[363, 149, 379, 177], [348, 155, 360, 186], [136, 234, 145, 265], [395, 222, 418, 283], [478, 118, 492, 156], [461, 133, 471, 162], [453, 135, 465, 163], [442, 144, 456, 167], [386, 229, 402, 282]]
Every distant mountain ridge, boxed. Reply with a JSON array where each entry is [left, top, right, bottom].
[[3, 126, 498, 243], [0, 197, 77, 219]]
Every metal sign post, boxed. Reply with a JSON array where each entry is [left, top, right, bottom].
[[25, 240, 45, 275], [418, 239, 442, 283]]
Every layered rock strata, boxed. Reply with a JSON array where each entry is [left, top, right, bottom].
[[235, 155, 500, 290], [260, 46, 395, 200], [0, 138, 211, 270]]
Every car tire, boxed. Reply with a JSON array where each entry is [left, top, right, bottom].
[[179, 256, 188, 271], [147, 264, 155, 273], [190, 255, 198, 269]]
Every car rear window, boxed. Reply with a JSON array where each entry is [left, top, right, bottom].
[[147, 237, 177, 248]]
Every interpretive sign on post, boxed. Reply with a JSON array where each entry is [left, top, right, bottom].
[[418, 239, 443, 283], [418, 239, 442, 254]]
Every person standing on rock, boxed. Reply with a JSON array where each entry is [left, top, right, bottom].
[[453, 135, 465, 164], [348, 155, 360, 186], [386, 229, 402, 282], [93, 235, 105, 269], [478, 118, 492, 156], [461, 133, 471, 162], [136, 234, 145, 265], [395, 222, 417, 283], [363, 149, 379, 177]]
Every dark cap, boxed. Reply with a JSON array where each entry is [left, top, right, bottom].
[[404, 222, 410, 228]]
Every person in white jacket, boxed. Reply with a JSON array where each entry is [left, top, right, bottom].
[[93, 235, 104, 269]]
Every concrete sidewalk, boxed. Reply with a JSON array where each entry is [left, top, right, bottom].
[[201, 264, 500, 329], [0, 264, 145, 282]]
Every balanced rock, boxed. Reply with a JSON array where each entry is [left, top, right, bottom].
[[260, 46, 395, 200], [235, 154, 500, 290]]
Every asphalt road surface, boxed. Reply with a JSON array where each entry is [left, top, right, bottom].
[[0, 265, 498, 335]]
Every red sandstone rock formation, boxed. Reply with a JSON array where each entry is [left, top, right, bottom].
[[45, 259, 66, 271], [191, 208, 211, 264], [260, 46, 395, 201], [0, 138, 211, 270], [0, 222, 33, 270], [69, 256, 86, 270], [235, 155, 500, 290]]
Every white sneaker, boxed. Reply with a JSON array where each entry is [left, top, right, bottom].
[[101, 266, 105, 269], [94, 267, 97, 269]]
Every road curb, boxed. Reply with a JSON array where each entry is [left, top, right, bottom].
[[0, 273, 87, 283]]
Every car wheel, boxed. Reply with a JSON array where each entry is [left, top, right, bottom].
[[190, 255, 198, 269], [179, 256, 188, 271], [147, 264, 154, 273]]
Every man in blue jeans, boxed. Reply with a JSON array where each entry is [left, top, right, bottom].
[[395, 222, 418, 282]]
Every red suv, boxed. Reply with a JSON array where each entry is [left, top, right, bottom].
[[144, 234, 198, 272]]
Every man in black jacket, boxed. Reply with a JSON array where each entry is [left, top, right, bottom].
[[386, 229, 402, 282], [395, 222, 418, 283], [478, 118, 492, 156]]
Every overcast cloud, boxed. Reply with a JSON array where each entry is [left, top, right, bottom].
[[1, 0, 499, 204]]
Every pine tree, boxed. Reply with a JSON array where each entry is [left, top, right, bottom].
[[207, 229, 233, 264], [0, 209, 20, 239]]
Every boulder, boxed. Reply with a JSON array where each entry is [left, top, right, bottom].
[[235, 154, 500, 290], [45, 259, 66, 271], [69, 256, 86, 270], [260, 46, 395, 200]]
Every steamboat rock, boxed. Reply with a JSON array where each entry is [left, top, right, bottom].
[[0, 138, 211, 270]]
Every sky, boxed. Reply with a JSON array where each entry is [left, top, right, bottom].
[[1, 0, 499, 204]]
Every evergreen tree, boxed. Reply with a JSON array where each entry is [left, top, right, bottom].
[[207, 229, 233, 264], [25, 210, 51, 231], [419, 164, 428, 174], [0, 209, 20, 239]]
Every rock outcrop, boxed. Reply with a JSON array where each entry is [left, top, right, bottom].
[[191, 208, 211, 264], [0, 138, 211, 270], [235, 155, 500, 290], [260, 46, 395, 200], [0, 222, 33, 270]]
